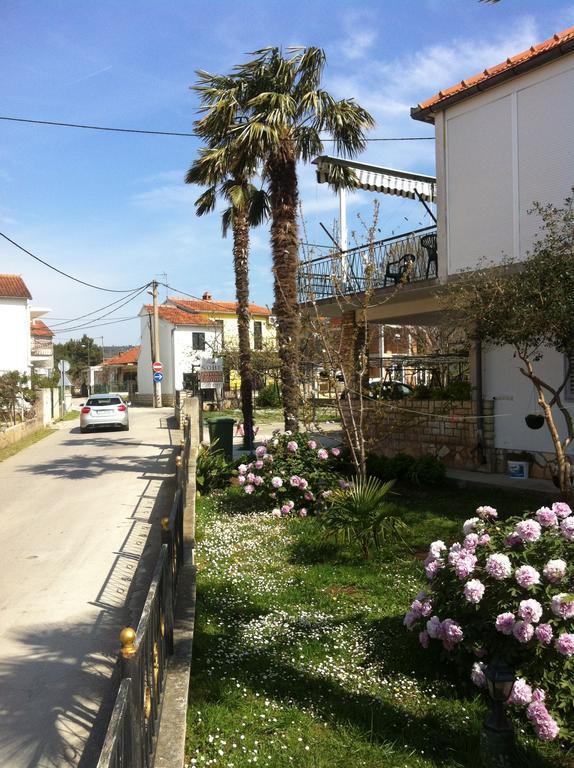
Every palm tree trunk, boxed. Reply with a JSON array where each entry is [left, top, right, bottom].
[[268, 144, 300, 432], [232, 208, 255, 450]]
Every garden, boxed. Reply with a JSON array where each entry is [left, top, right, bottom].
[[186, 431, 573, 767]]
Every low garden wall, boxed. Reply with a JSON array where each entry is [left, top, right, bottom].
[[345, 399, 495, 472], [0, 415, 45, 450]]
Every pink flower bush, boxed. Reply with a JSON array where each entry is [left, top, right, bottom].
[[476, 505, 497, 520], [485, 553, 512, 580], [271, 476, 283, 488], [331, 447, 341, 457], [515, 565, 541, 588], [406, 500, 574, 743], [287, 441, 298, 452], [317, 448, 329, 460]]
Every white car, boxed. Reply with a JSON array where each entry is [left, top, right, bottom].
[[80, 395, 130, 433]]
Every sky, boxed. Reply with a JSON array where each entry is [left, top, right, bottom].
[[1, 0, 573, 348]]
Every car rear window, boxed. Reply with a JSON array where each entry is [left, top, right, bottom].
[[86, 397, 122, 406]]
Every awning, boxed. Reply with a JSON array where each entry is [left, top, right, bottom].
[[313, 155, 436, 203]]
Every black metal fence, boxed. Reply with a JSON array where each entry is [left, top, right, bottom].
[[96, 416, 191, 768], [298, 226, 437, 302]]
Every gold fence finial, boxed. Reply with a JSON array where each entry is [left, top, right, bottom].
[[161, 516, 170, 530], [175, 455, 182, 468], [120, 627, 137, 658]]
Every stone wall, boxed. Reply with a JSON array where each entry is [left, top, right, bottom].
[[346, 399, 495, 472]]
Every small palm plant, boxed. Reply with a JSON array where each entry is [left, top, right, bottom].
[[319, 477, 405, 558]]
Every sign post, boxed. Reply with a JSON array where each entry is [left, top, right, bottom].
[[58, 359, 71, 417]]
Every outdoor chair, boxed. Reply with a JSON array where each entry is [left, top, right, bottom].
[[383, 253, 416, 287], [421, 233, 438, 279]]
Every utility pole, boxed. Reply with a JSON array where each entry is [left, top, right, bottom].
[[151, 280, 163, 408]]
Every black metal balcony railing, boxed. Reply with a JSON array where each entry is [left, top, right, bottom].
[[298, 226, 437, 302], [31, 340, 53, 357]]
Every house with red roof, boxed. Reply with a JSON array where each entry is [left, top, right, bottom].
[[136, 292, 275, 404], [301, 24, 574, 479], [0, 274, 54, 378], [92, 346, 140, 395]]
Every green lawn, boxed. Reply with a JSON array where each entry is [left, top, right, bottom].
[[186, 486, 568, 767]]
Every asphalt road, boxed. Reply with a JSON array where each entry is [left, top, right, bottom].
[[0, 405, 177, 768]]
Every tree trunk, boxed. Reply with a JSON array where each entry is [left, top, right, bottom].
[[268, 143, 300, 433], [232, 208, 255, 450]]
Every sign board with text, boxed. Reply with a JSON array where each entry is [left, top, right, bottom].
[[199, 358, 224, 390]]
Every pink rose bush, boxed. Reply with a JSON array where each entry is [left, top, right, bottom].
[[405, 502, 574, 742], [235, 431, 343, 517]]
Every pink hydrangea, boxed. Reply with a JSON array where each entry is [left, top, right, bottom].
[[486, 553, 512, 580], [255, 446, 266, 457], [244, 484, 254, 494], [289, 475, 301, 487], [526, 702, 560, 741], [553, 501, 572, 519], [543, 559, 567, 583], [246, 472, 255, 483], [307, 439, 317, 449], [254, 460, 264, 469], [476, 505, 497, 519], [513, 621, 535, 644], [535, 506, 558, 527], [419, 630, 429, 648], [287, 500, 295, 510], [463, 533, 479, 550], [238, 464, 247, 475], [535, 623, 553, 645], [471, 662, 486, 687], [442, 618, 464, 645], [298, 478, 308, 490], [454, 552, 477, 580], [504, 532, 522, 548], [424, 559, 444, 580], [508, 678, 533, 706], [299, 508, 308, 518], [463, 579, 485, 604], [426, 616, 443, 639], [495, 612, 516, 635], [532, 689, 546, 703], [280, 504, 291, 516], [238, 475, 246, 486], [555, 633, 574, 656], [560, 517, 574, 541], [287, 441, 298, 452], [271, 508, 281, 518], [317, 448, 329, 460], [515, 519, 542, 543], [428, 540, 447, 559], [551, 593, 574, 620], [253, 476, 263, 486], [518, 599, 543, 623], [515, 565, 540, 588], [477, 533, 491, 546], [448, 543, 463, 565], [271, 476, 283, 488], [304, 491, 314, 501], [331, 447, 341, 457]]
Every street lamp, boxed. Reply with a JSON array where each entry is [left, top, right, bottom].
[[82, 342, 92, 395], [480, 659, 516, 767]]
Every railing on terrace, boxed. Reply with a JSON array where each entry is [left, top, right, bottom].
[[31, 340, 53, 357], [96, 416, 191, 768], [298, 226, 437, 302]]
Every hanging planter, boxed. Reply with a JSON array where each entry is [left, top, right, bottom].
[[525, 413, 545, 430]]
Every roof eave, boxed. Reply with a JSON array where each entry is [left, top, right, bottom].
[[411, 38, 574, 124]]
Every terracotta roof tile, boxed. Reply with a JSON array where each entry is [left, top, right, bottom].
[[143, 305, 217, 326], [413, 25, 574, 121], [169, 297, 271, 316], [102, 346, 141, 366], [30, 319, 54, 338], [0, 274, 32, 299]]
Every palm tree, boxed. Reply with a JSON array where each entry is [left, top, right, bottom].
[[186, 144, 268, 450], [194, 47, 374, 432]]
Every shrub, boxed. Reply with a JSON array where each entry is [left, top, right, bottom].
[[236, 431, 343, 516], [408, 454, 446, 486], [196, 441, 232, 494], [404, 502, 574, 743], [366, 452, 445, 486], [318, 476, 404, 558], [256, 383, 282, 408]]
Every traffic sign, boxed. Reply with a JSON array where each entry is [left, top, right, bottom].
[[58, 359, 70, 373], [153, 372, 164, 383], [152, 361, 163, 373]]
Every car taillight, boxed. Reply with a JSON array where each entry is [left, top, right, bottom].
[[117, 404, 127, 412], [81, 407, 91, 414]]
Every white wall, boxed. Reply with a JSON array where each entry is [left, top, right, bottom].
[[483, 344, 574, 456], [436, 55, 574, 275], [0, 299, 30, 375], [173, 326, 218, 391]]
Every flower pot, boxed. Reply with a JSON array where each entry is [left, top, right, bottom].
[[525, 414, 544, 430]]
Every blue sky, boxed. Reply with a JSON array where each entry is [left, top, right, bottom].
[[1, 0, 573, 346]]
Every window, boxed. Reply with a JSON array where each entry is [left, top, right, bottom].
[[253, 321, 263, 350], [566, 354, 574, 402], [192, 332, 206, 351]]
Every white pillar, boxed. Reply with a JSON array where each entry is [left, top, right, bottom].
[[339, 186, 348, 284]]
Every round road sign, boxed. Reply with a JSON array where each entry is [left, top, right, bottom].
[[153, 371, 164, 383], [152, 361, 163, 373]]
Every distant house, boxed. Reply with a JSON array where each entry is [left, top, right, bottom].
[[136, 292, 276, 404], [0, 274, 53, 378], [93, 346, 140, 395]]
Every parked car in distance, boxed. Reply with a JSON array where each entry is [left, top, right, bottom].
[[80, 395, 129, 433], [366, 379, 415, 400]]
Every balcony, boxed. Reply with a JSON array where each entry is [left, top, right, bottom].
[[298, 226, 437, 303], [31, 340, 54, 358]]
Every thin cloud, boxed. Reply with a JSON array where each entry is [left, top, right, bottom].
[[64, 65, 113, 87]]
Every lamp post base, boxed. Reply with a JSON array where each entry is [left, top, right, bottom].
[[480, 725, 516, 768]]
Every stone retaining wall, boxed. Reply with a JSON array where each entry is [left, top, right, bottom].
[[345, 399, 495, 472]]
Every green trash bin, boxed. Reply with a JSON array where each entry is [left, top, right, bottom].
[[207, 417, 235, 461]]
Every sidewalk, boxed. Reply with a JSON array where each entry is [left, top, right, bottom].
[[446, 467, 557, 496]]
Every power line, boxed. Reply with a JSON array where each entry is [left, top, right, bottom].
[[0, 231, 147, 293], [49, 284, 151, 328], [53, 286, 149, 333], [52, 313, 143, 335], [0, 115, 434, 142]]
